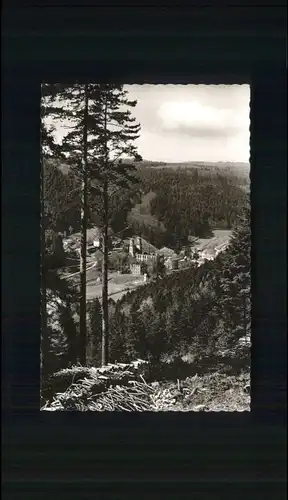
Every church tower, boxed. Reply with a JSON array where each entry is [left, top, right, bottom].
[[129, 238, 135, 257], [135, 236, 142, 253]]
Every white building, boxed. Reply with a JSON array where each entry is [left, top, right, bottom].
[[164, 257, 179, 270], [129, 236, 158, 262], [130, 263, 143, 275], [135, 252, 157, 262], [93, 237, 101, 248]]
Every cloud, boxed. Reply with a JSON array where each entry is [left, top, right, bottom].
[[157, 100, 248, 139], [157, 101, 227, 128], [159, 123, 242, 139]]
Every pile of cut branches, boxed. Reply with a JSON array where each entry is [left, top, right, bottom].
[[41, 360, 151, 410], [41, 379, 155, 412], [88, 380, 155, 411]]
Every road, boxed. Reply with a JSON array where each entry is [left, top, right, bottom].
[[63, 261, 97, 280]]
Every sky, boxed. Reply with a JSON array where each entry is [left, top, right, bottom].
[[123, 84, 250, 163], [50, 84, 250, 164]]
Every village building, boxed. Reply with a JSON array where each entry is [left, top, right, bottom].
[[199, 249, 215, 261], [93, 227, 102, 248], [129, 237, 158, 262], [93, 238, 101, 248], [164, 257, 180, 270], [91, 226, 113, 248], [130, 262, 146, 275], [127, 236, 184, 275], [136, 252, 157, 262]]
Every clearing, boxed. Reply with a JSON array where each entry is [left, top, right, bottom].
[[189, 229, 232, 257]]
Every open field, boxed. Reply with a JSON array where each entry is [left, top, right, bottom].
[[64, 268, 145, 302], [86, 272, 145, 301]]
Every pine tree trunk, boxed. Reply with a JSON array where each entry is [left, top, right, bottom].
[[101, 177, 109, 366], [79, 83, 89, 366]]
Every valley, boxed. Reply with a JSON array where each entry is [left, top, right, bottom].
[[41, 82, 251, 412]]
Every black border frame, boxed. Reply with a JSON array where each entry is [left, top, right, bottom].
[[2, 4, 287, 497]]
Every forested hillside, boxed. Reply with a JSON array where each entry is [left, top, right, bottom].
[[44, 158, 248, 253], [43, 158, 140, 237], [86, 203, 250, 372], [128, 165, 248, 249], [42, 154, 250, 409]]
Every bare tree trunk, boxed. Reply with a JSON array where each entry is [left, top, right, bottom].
[[79, 83, 89, 366], [101, 177, 109, 366]]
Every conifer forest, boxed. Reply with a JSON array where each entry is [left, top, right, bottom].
[[41, 83, 251, 411]]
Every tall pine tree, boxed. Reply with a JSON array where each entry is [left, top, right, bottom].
[[43, 84, 142, 366], [87, 84, 142, 365], [43, 83, 103, 365], [41, 84, 64, 374]]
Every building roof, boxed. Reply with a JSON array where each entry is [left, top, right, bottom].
[[126, 236, 158, 255], [157, 247, 176, 258], [137, 237, 158, 255]]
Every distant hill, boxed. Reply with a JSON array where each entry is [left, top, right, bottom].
[[46, 156, 250, 179], [139, 160, 250, 178]]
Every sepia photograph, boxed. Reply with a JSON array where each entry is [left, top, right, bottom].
[[40, 83, 251, 411]]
